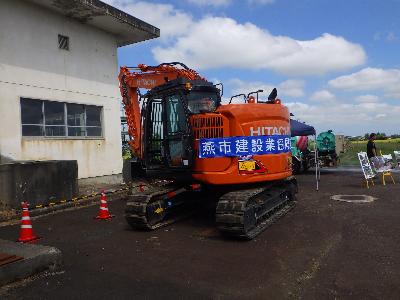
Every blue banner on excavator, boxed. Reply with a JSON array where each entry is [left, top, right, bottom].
[[199, 135, 291, 158]]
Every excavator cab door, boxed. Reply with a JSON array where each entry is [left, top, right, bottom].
[[165, 93, 193, 169], [143, 91, 193, 173]]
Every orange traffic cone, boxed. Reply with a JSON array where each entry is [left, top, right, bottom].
[[18, 202, 40, 243], [94, 190, 114, 220]]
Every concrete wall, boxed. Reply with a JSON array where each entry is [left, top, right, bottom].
[[0, 161, 78, 209], [0, 0, 123, 178]]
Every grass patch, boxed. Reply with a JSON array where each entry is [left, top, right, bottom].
[[339, 140, 400, 165]]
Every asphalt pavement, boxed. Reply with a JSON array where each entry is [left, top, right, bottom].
[[1, 171, 400, 299]]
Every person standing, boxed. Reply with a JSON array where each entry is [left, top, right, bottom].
[[367, 133, 377, 158]]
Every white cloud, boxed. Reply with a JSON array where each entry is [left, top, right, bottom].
[[310, 90, 336, 103], [329, 67, 400, 99], [355, 95, 379, 103], [372, 31, 397, 42], [247, 0, 275, 5], [187, 0, 276, 6], [386, 32, 398, 42], [153, 17, 366, 75], [103, 1, 366, 75], [186, 0, 231, 6], [102, 1, 193, 40], [287, 101, 400, 135], [373, 32, 381, 41], [278, 80, 305, 97], [228, 78, 304, 101]]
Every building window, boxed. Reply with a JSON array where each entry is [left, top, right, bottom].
[[45, 101, 66, 136], [86, 105, 103, 136], [67, 103, 85, 136], [21, 98, 103, 138], [58, 34, 69, 50], [21, 99, 43, 136]]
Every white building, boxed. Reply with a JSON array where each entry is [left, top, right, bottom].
[[0, 0, 159, 178]]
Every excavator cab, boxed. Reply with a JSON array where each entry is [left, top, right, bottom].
[[142, 78, 221, 179]]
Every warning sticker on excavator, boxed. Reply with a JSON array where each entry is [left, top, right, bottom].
[[155, 207, 164, 214], [238, 161, 256, 171]]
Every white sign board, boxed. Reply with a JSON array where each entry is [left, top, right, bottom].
[[394, 151, 400, 167], [370, 156, 393, 172], [358, 152, 375, 179]]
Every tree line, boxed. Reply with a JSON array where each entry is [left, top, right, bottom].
[[363, 133, 400, 140], [345, 133, 400, 141]]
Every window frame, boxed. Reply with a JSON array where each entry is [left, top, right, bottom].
[[20, 97, 104, 140]]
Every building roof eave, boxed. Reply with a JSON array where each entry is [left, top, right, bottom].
[[26, 0, 160, 46]]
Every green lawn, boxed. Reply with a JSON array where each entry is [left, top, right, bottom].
[[339, 139, 400, 165]]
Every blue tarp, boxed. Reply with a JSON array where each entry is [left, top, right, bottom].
[[290, 119, 316, 137]]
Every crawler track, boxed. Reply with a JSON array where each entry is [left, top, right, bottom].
[[125, 178, 297, 239], [216, 177, 297, 239], [125, 184, 198, 230]]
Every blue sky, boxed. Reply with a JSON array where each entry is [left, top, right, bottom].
[[105, 0, 400, 136]]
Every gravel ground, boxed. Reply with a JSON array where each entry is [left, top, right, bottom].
[[1, 170, 399, 299]]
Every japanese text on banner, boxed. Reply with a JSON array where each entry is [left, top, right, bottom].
[[199, 135, 291, 158]]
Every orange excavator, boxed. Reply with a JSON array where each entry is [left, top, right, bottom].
[[119, 62, 297, 239]]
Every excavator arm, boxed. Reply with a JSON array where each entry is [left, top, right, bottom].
[[118, 63, 204, 159]]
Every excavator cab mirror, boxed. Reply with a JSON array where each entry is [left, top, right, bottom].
[[267, 88, 278, 102]]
